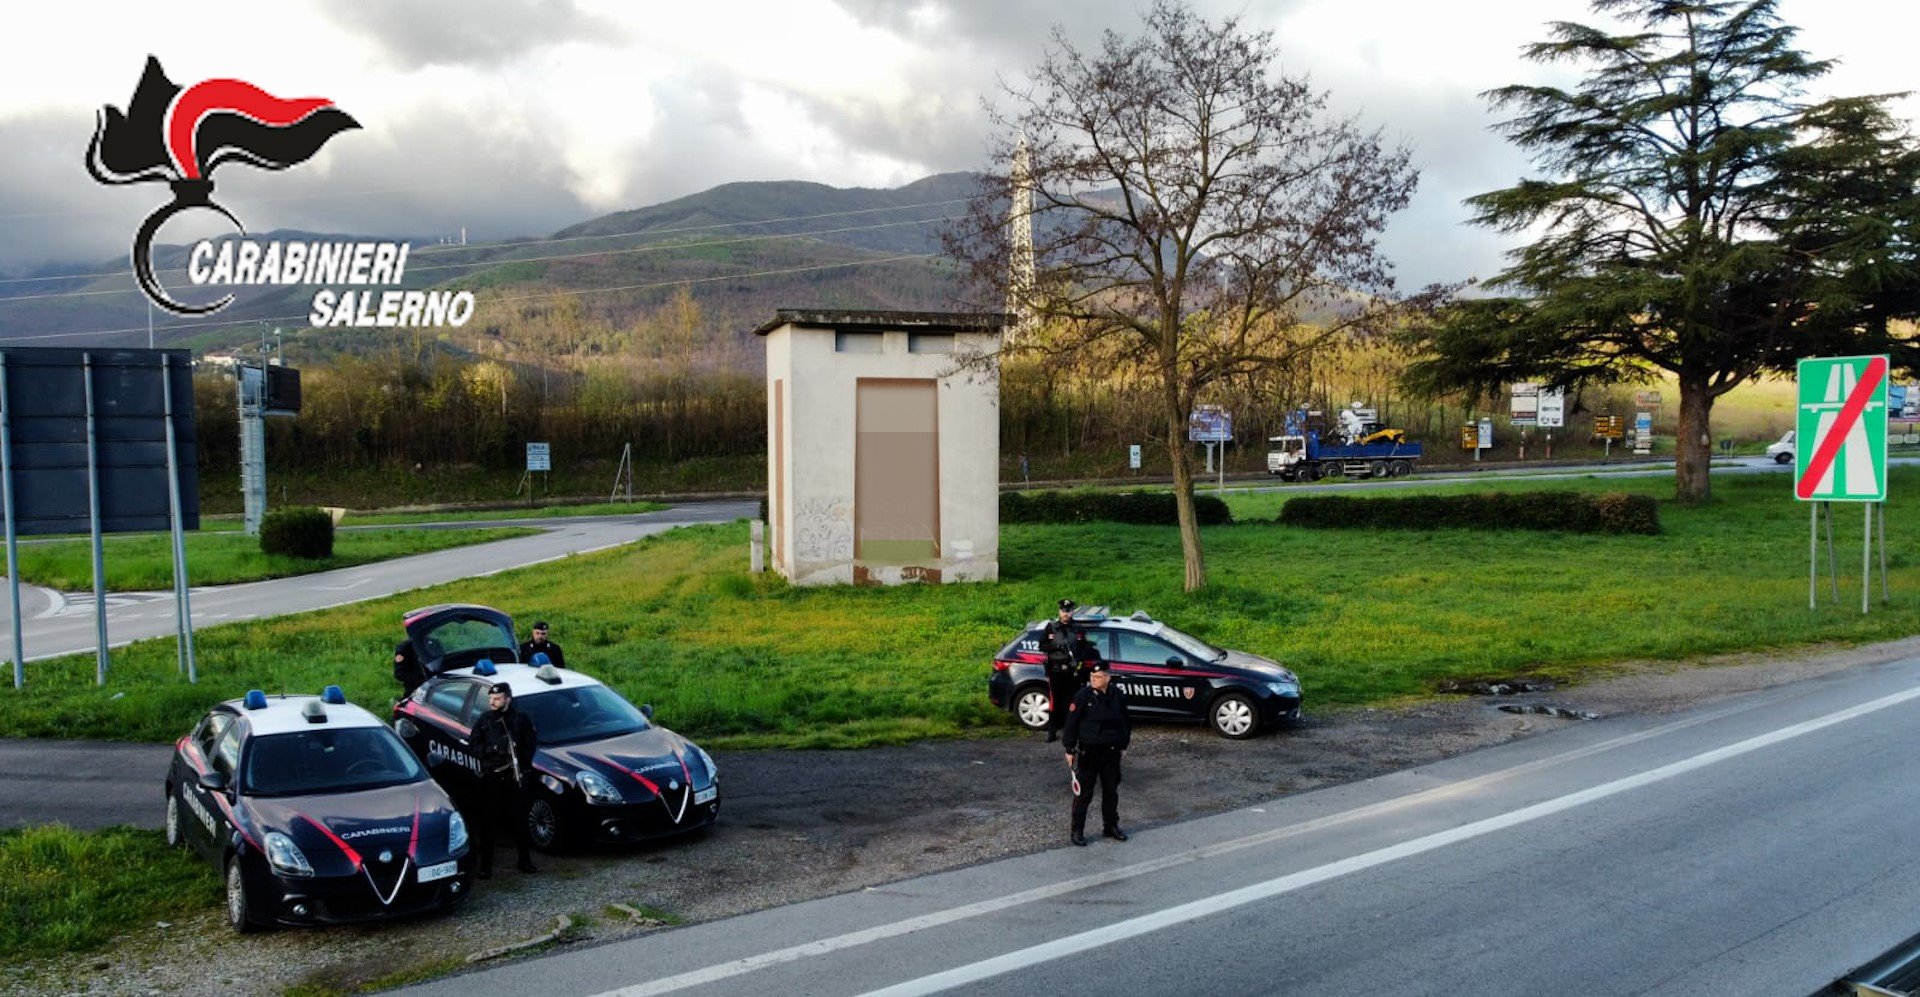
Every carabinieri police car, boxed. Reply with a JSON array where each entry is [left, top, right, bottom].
[[392, 660, 720, 851], [988, 607, 1304, 739], [164, 687, 473, 932]]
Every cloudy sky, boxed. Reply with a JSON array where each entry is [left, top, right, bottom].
[[1, 0, 1913, 290]]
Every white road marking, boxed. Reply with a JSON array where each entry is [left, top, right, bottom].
[[586, 683, 1920, 997], [857, 682, 1920, 997]]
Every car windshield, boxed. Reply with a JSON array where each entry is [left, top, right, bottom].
[[243, 727, 427, 796], [516, 685, 651, 746], [1158, 624, 1226, 662]]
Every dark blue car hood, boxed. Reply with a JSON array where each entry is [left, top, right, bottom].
[[538, 726, 712, 798], [244, 779, 462, 876]]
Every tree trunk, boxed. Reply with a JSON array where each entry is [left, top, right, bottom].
[[1675, 375, 1714, 502], [1165, 382, 1207, 592]]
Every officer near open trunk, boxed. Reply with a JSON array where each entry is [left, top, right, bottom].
[[1062, 660, 1130, 846], [469, 682, 539, 876]]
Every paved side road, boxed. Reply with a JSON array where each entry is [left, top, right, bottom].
[[0, 501, 754, 665]]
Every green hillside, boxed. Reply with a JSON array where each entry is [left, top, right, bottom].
[[0, 175, 985, 358]]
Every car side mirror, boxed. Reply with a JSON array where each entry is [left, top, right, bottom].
[[1165, 657, 1183, 669], [198, 770, 230, 792], [641, 704, 655, 720], [393, 718, 417, 739]]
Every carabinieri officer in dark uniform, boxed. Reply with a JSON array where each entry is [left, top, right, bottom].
[[469, 682, 539, 876], [1062, 660, 1130, 846], [1041, 599, 1086, 743], [518, 620, 566, 669]]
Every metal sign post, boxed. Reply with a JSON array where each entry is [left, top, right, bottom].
[[162, 354, 196, 683], [0, 354, 19, 689], [83, 356, 109, 685]]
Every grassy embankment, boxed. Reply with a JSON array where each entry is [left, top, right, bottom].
[[6, 467, 1915, 959], [11, 526, 541, 592], [8, 467, 1915, 747]]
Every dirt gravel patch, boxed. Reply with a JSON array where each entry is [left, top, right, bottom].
[[13, 637, 1919, 997]]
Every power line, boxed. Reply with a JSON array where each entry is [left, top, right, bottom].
[[11, 252, 945, 344], [0, 213, 960, 304], [0, 196, 972, 286]]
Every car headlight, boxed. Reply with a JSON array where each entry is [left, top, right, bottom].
[[692, 745, 719, 783], [448, 812, 468, 855], [576, 770, 623, 806], [1266, 681, 1300, 697], [264, 831, 314, 878]]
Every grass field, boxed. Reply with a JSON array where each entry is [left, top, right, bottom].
[[0, 824, 220, 959], [11, 526, 540, 592], [3, 466, 1914, 750]]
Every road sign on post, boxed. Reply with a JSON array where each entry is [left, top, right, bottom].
[[526, 442, 552, 472], [1537, 389, 1565, 428], [1795, 355, 1888, 502]]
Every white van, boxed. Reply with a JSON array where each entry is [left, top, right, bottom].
[[1765, 430, 1795, 464]]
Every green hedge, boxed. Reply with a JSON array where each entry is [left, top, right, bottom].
[[1276, 491, 1660, 534], [1001, 489, 1233, 526], [259, 507, 336, 558]]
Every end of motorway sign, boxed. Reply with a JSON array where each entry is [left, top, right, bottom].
[[1795, 355, 1888, 502]]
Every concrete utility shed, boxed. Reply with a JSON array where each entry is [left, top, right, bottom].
[[757, 309, 1006, 586]]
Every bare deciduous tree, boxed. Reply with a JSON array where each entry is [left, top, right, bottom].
[[947, 0, 1426, 590]]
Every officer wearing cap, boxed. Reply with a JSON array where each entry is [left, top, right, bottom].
[[1040, 599, 1089, 742], [519, 620, 566, 669], [1062, 660, 1130, 846], [468, 682, 539, 876]]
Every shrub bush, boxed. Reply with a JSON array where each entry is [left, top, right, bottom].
[[1001, 489, 1232, 526], [259, 507, 336, 559], [1276, 491, 1659, 534]]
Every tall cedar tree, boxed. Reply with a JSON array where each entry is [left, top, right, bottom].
[[1402, 0, 1920, 501], [946, 0, 1422, 591]]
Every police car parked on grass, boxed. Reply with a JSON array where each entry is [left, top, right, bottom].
[[393, 660, 720, 851], [988, 607, 1304, 739], [163, 687, 473, 933]]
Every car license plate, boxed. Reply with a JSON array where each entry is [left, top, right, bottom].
[[694, 786, 717, 804], [418, 860, 458, 884]]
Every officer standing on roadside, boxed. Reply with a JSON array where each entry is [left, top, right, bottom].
[[1041, 599, 1087, 743], [1062, 660, 1130, 846], [519, 620, 566, 669], [469, 682, 539, 876]]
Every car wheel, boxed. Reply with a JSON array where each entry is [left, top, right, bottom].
[[527, 792, 569, 853], [225, 857, 257, 934], [1322, 461, 1343, 479], [1391, 460, 1411, 477], [164, 788, 183, 849], [1013, 685, 1052, 732], [1209, 693, 1260, 740], [1774, 452, 1792, 465], [1370, 460, 1389, 478]]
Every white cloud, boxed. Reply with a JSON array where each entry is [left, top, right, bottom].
[[0, 0, 1915, 292]]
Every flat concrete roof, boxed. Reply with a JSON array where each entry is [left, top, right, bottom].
[[752, 309, 1011, 337]]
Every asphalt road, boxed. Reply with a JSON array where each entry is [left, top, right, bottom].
[[0, 500, 755, 665], [396, 650, 1920, 997], [0, 501, 753, 831]]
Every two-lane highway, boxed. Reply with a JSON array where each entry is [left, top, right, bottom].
[[398, 651, 1920, 997]]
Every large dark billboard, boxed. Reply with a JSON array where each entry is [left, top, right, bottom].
[[1, 348, 198, 535]]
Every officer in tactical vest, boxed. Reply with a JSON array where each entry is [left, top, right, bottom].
[[469, 682, 539, 876]]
